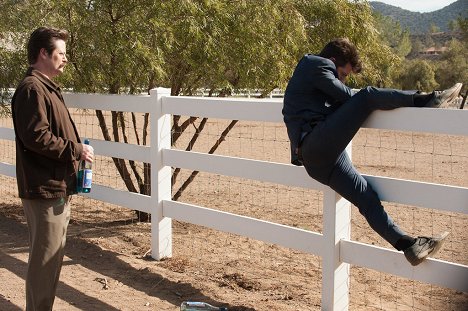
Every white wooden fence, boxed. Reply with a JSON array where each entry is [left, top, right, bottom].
[[0, 88, 467, 310]]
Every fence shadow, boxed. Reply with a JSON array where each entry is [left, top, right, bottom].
[[0, 207, 255, 311], [0, 294, 23, 311]]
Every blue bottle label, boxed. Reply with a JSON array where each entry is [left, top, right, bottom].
[[82, 169, 92, 188]]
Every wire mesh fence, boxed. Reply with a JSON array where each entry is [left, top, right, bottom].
[[0, 106, 467, 310]]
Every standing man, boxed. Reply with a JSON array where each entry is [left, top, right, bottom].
[[11, 27, 94, 310], [283, 38, 461, 266]]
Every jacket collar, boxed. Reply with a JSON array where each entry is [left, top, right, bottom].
[[26, 67, 61, 93]]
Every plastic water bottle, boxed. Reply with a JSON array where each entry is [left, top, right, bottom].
[[77, 138, 92, 193], [180, 301, 227, 311]]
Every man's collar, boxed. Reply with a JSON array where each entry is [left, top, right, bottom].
[[27, 67, 60, 91]]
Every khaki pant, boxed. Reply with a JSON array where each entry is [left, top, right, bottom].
[[22, 197, 71, 311]]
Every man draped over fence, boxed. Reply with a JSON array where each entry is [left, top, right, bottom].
[[282, 38, 462, 266]]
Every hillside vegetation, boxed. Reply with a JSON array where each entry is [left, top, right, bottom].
[[371, 0, 468, 34]]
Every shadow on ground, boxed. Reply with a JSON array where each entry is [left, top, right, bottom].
[[0, 204, 255, 310]]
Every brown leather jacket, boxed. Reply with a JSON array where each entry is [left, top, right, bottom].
[[12, 68, 83, 199]]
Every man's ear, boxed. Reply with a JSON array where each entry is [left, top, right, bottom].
[[38, 48, 49, 60]]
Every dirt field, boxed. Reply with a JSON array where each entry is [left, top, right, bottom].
[[0, 109, 467, 310]]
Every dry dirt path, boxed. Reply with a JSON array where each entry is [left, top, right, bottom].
[[0, 207, 255, 311], [0, 212, 181, 311]]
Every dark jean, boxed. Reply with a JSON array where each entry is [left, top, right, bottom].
[[301, 87, 415, 247]]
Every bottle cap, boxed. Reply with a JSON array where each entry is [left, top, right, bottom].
[[84, 138, 90, 145]]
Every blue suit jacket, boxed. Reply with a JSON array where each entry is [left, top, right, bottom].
[[282, 54, 354, 165]]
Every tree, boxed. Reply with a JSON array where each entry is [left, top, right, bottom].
[[423, 32, 435, 48], [1, 0, 166, 220], [60, 0, 167, 221], [430, 24, 441, 34], [0, 0, 307, 220], [409, 38, 425, 57], [435, 39, 468, 92], [393, 59, 438, 92], [457, 17, 468, 42], [152, 1, 307, 201], [434, 18, 468, 93], [294, 0, 400, 88], [0, 1, 30, 116], [373, 13, 412, 58], [448, 19, 459, 32], [0, 0, 402, 220]]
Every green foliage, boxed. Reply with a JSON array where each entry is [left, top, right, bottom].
[[458, 17, 468, 41], [0, 1, 30, 90], [155, 0, 307, 96], [435, 39, 468, 92], [448, 19, 459, 32], [373, 12, 412, 58], [430, 24, 441, 34], [409, 39, 424, 56], [393, 59, 438, 92], [59, 0, 165, 94], [0, 0, 29, 115], [294, 0, 398, 87], [0, 49, 25, 117], [0, 0, 465, 216], [2, 0, 466, 96], [1, 0, 404, 95], [0, 1, 309, 97], [370, 0, 468, 34]]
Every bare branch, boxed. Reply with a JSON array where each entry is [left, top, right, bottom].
[[96, 110, 137, 193], [207, 120, 238, 154], [172, 117, 208, 186], [172, 116, 198, 145], [119, 112, 143, 189], [172, 120, 238, 201], [131, 112, 141, 145], [143, 113, 149, 146]]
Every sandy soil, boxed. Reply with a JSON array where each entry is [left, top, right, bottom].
[[0, 110, 467, 310]]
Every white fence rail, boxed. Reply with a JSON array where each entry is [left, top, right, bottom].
[[1, 88, 467, 310]]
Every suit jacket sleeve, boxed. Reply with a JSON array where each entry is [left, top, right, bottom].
[[312, 61, 354, 105]]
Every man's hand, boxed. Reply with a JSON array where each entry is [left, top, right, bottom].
[[80, 144, 94, 163]]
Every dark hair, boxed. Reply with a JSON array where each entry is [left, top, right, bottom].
[[319, 38, 362, 73], [27, 27, 69, 65]]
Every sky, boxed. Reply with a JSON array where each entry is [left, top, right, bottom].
[[373, 0, 459, 13]]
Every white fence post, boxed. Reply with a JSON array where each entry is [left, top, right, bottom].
[[150, 87, 173, 260], [321, 143, 352, 310]]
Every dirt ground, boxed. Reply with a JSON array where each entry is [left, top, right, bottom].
[[0, 110, 467, 310]]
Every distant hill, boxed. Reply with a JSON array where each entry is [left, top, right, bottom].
[[370, 0, 468, 34]]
